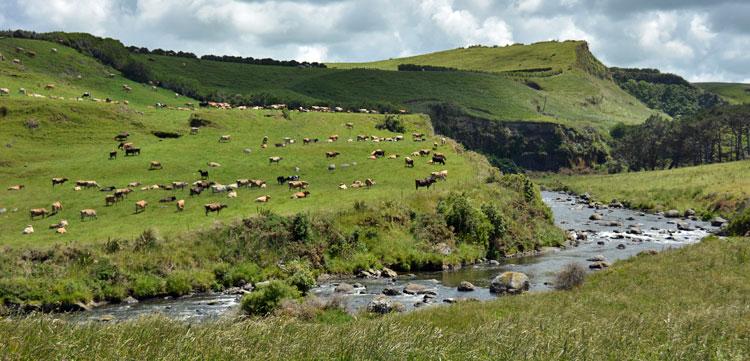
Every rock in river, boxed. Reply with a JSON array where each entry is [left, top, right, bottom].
[[711, 216, 727, 227], [664, 210, 681, 218], [589, 213, 603, 221], [382, 287, 401, 296], [334, 283, 354, 293], [589, 261, 611, 270], [403, 283, 436, 295], [587, 254, 607, 262], [367, 295, 404, 314], [381, 267, 398, 278], [489, 272, 530, 294], [457, 281, 475, 292]]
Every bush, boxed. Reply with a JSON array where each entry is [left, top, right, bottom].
[[165, 272, 193, 296], [437, 193, 491, 247], [241, 280, 301, 316], [215, 262, 262, 287], [375, 115, 406, 133], [131, 274, 165, 298], [285, 261, 316, 293], [726, 207, 750, 236], [554, 263, 586, 290]]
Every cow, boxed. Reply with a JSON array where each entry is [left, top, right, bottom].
[[176, 199, 185, 212], [190, 186, 204, 196], [44, 84, 55, 90], [326, 151, 340, 158], [227, 191, 238, 198], [127, 182, 141, 188], [371, 149, 385, 158], [80, 209, 97, 221], [345, 122, 354, 129], [432, 155, 446, 165], [7, 185, 24, 191], [269, 156, 283, 164], [431, 170, 448, 181], [105, 195, 117, 206], [49, 220, 68, 229], [250, 180, 266, 188], [276, 175, 299, 185], [419, 149, 431, 156], [159, 196, 176, 203], [76, 180, 100, 189], [22, 225, 34, 235], [219, 135, 231, 142], [198, 169, 209, 179], [288, 181, 309, 190], [172, 181, 188, 190], [274, 143, 285, 148], [207, 162, 221, 168], [135, 200, 148, 213], [365, 178, 376, 188], [118, 142, 134, 150], [109, 151, 117, 160], [56, 227, 67, 235], [51, 201, 63, 214], [30, 208, 49, 220], [255, 195, 271, 203], [204, 203, 228, 215], [190, 127, 199, 135], [125, 147, 140, 156], [0, 88, 9, 95], [114, 188, 132, 201], [291, 191, 310, 199], [114, 132, 129, 141], [405, 157, 414, 167], [100, 186, 117, 192], [122, 84, 132, 92], [416, 178, 436, 190], [328, 135, 339, 142], [52, 177, 68, 187], [211, 184, 228, 193], [149, 161, 163, 170]]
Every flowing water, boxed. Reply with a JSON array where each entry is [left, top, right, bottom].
[[70, 191, 717, 322]]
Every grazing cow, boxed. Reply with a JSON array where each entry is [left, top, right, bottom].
[[159, 196, 176, 203], [415, 178, 436, 190], [371, 149, 385, 158], [135, 200, 148, 213], [405, 157, 414, 167], [44, 84, 55, 90], [387, 154, 399, 159], [326, 151, 340, 158], [338, 183, 348, 190], [76, 180, 100, 189], [114, 132, 129, 141], [249, 180, 266, 188], [118, 142, 134, 150], [431, 170, 448, 181], [255, 195, 271, 203], [115, 188, 133, 200], [22, 225, 34, 235], [288, 181, 309, 190], [419, 149, 431, 156], [351, 180, 364, 188], [291, 191, 310, 199], [211, 184, 228, 193], [198, 169, 209, 179], [122, 84, 132, 92], [413, 133, 425, 141], [227, 191, 238, 198], [276, 175, 299, 185], [365, 178, 375, 188], [433, 142, 439, 150], [80, 209, 97, 221], [269, 156, 283, 164], [274, 143, 285, 148], [204, 203, 228, 215], [149, 161, 163, 170], [105, 195, 117, 206], [109, 151, 117, 160], [52, 177, 68, 187], [30, 208, 49, 220], [345, 122, 354, 129], [125, 147, 140, 156], [7, 185, 24, 191], [172, 181, 188, 190], [0, 88, 9, 95], [328, 135, 339, 142], [189, 186, 204, 196], [303, 138, 313, 145], [176, 199, 185, 212], [100, 186, 116, 192], [49, 220, 68, 229], [127, 182, 141, 188], [51, 201, 63, 214], [56, 227, 67, 235], [432, 155, 446, 165], [219, 135, 231, 142]]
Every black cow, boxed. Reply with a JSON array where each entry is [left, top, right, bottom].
[[415, 178, 436, 190]]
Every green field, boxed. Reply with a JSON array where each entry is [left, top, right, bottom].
[[536, 160, 750, 217], [696, 82, 750, 105], [3, 236, 748, 359]]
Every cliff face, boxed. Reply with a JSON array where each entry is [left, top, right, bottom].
[[429, 103, 608, 171]]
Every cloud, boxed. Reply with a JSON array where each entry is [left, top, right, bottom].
[[1, 0, 749, 82]]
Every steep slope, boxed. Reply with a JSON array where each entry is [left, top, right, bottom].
[[696, 82, 750, 105]]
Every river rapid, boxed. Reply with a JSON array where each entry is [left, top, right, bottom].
[[70, 191, 718, 322]]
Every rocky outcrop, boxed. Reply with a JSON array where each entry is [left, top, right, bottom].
[[367, 295, 405, 314]]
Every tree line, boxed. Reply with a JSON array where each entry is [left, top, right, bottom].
[[610, 104, 750, 171]]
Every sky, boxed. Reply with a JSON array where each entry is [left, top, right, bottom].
[[1, 0, 749, 82]]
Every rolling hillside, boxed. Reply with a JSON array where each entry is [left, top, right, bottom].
[[696, 82, 750, 104]]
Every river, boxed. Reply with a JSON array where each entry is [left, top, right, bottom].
[[70, 191, 717, 322]]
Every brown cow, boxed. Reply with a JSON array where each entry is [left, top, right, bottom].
[[328, 135, 339, 142], [176, 199, 185, 211], [365, 178, 376, 188], [52, 177, 68, 187], [291, 191, 310, 199], [7, 185, 24, 191], [204, 203, 228, 215], [371, 149, 385, 158], [219, 135, 231, 142], [325, 151, 340, 158], [255, 195, 271, 203], [135, 200, 148, 213], [80, 209, 97, 221], [105, 195, 117, 206], [51, 201, 63, 214], [30, 208, 49, 220], [405, 157, 414, 167], [288, 181, 309, 190]]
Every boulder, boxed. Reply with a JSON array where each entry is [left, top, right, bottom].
[[589, 261, 611, 270], [403, 283, 436, 295], [589, 213, 603, 221], [381, 267, 398, 278], [489, 272, 530, 294], [382, 287, 401, 296], [677, 221, 695, 231], [123, 296, 139, 304], [711, 216, 727, 227], [664, 210, 681, 218], [627, 226, 643, 235], [684, 209, 696, 217], [457, 281, 475, 292], [488, 260, 500, 266], [587, 255, 606, 262], [367, 295, 404, 314], [334, 283, 355, 293], [616, 243, 626, 250]]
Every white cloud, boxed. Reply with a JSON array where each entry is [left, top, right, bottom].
[[515, 0, 544, 13], [16, 0, 112, 34], [636, 12, 694, 59], [295, 45, 328, 63], [417, 0, 513, 46]]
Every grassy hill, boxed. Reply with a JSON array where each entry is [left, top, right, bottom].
[[536, 160, 750, 217], [4, 236, 749, 359], [696, 82, 750, 104], [0, 37, 565, 309]]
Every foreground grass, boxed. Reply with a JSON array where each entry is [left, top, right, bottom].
[[536, 160, 750, 217], [2, 236, 748, 360]]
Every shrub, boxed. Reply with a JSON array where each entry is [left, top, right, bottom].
[[437, 193, 491, 247], [131, 274, 165, 298], [282, 108, 292, 120], [133, 228, 160, 251], [215, 262, 262, 287], [726, 207, 750, 236], [241, 280, 301, 316], [412, 213, 454, 245], [285, 261, 316, 293], [554, 263, 586, 290], [165, 272, 193, 296], [375, 115, 406, 133], [291, 213, 311, 242]]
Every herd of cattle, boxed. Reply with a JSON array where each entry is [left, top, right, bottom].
[[7, 118, 452, 236]]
